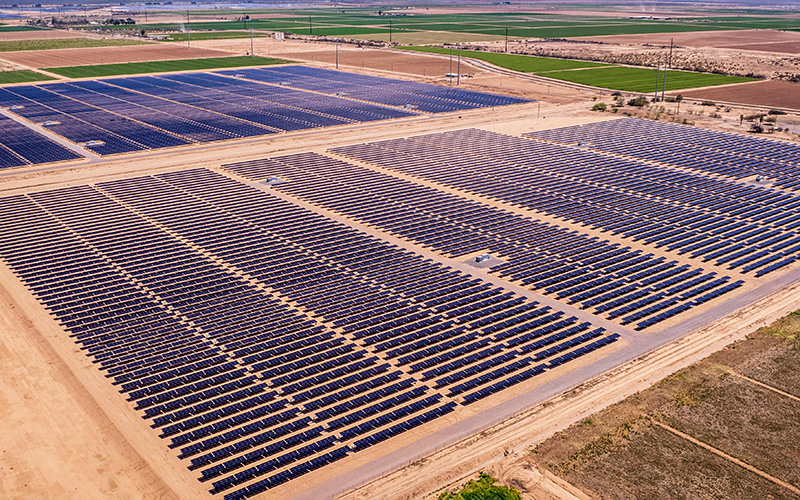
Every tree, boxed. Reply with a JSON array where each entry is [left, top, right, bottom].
[[591, 102, 607, 112]]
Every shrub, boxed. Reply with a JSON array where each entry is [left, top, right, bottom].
[[627, 96, 648, 107], [591, 102, 607, 112], [438, 472, 521, 500], [768, 109, 787, 115], [700, 100, 716, 106]]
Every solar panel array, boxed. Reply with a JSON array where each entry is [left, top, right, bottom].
[[223, 152, 741, 331], [330, 128, 799, 282], [0, 66, 529, 157], [525, 117, 800, 191], [217, 66, 530, 113], [0, 114, 83, 168], [0, 169, 618, 499]]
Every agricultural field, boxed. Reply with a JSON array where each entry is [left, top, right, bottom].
[[0, 69, 54, 84], [541, 66, 756, 92], [74, 10, 800, 43], [400, 47, 757, 92], [0, 25, 42, 32], [0, 37, 145, 52], [44, 55, 288, 78], [529, 321, 800, 500], [400, 46, 609, 72]]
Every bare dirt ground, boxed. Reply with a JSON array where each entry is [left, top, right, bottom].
[[575, 29, 800, 48], [0, 44, 230, 68], [675, 80, 800, 110], [725, 41, 800, 54], [261, 48, 455, 77]]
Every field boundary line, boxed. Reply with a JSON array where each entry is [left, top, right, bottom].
[[728, 370, 800, 403], [653, 421, 800, 495]]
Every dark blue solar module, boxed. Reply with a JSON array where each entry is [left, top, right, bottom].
[[525, 117, 800, 192], [0, 113, 83, 167], [0, 66, 529, 159], [216, 65, 532, 113]]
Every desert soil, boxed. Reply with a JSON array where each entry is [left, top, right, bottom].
[[575, 29, 800, 49]]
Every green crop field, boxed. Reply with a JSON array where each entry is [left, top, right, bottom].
[[0, 69, 55, 84], [401, 46, 758, 92], [400, 46, 608, 72], [45, 56, 289, 78], [541, 66, 757, 92], [0, 38, 145, 52], [167, 31, 271, 41], [0, 25, 43, 32]]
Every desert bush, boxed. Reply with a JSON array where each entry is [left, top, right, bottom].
[[627, 96, 648, 107]]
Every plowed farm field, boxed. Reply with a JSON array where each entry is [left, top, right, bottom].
[[676, 80, 800, 110]]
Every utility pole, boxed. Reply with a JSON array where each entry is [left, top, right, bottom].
[[144, 8, 148, 23], [389, 19, 392, 43], [457, 45, 461, 85], [660, 53, 668, 102], [309, 16, 312, 35], [335, 41, 339, 69], [505, 27, 508, 53], [186, 11, 191, 48], [250, 28, 254, 57], [662, 38, 673, 102], [653, 55, 660, 101], [449, 46, 453, 87]]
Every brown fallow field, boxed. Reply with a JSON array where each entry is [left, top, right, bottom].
[[674, 80, 800, 110]]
